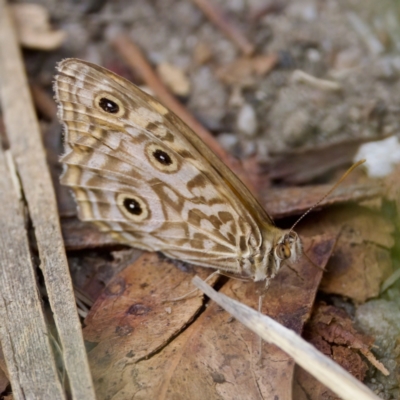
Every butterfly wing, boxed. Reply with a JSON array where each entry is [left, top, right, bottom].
[[55, 59, 277, 275]]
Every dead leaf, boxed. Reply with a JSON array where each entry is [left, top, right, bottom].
[[293, 302, 386, 399], [69, 249, 142, 304], [316, 206, 394, 302], [264, 136, 390, 185], [308, 304, 374, 352], [332, 345, 369, 380], [263, 183, 384, 219], [83, 253, 216, 381]]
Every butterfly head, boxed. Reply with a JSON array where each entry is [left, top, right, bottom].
[[252, 229, 301, 284], [273, 230, 302, 266]]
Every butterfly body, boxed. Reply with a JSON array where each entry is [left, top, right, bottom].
[[54, 59, 301, 285]]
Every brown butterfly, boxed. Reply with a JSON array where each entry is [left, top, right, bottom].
[[54, 58, 303, 286]]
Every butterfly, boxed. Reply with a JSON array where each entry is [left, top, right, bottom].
[[54, 58, 302, 286]]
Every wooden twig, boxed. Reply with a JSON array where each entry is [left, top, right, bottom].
[[111, 34, 253, 190], [0, 2, 95, 399], [0, 149, 65, 399], [191, 0, 254, 56], [192, 276, 383, 400]]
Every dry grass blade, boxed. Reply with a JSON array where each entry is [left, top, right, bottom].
[[192, 276, 383, 400]]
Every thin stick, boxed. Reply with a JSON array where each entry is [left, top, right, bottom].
[[191, 0, 254, 56], [289, 159, 366, 233], [256, 295, 264, 366]]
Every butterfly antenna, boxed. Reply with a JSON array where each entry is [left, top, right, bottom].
[[288, 159, 366, 234]]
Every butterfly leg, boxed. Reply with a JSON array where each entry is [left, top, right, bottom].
[[304, 248, 326, 271], [256, 294, 265, 366]]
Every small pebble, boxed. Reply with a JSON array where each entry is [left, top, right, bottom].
[[237, 103, 258, 136]]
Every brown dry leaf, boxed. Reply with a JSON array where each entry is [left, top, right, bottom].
[[10, 4, 66, 50], [83, 235, 336, 399], [265, 137, 388, 185], [69, 249, 143, 304], [315, 205, 394, 303], [322, 243, 392, 302], [294, 369, 342, 400], [307, 304, 374, 358], [83, 252, 214, 357], [263, 182, 384, 219], [293, 302, 384, 399], [215, 54, 278, 86]]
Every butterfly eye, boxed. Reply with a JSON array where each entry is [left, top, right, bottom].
[[145, 143, 179, 173], [275, 243, 291, 260], [99, 97, 119, 114], [117, 194, 149, 222]]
